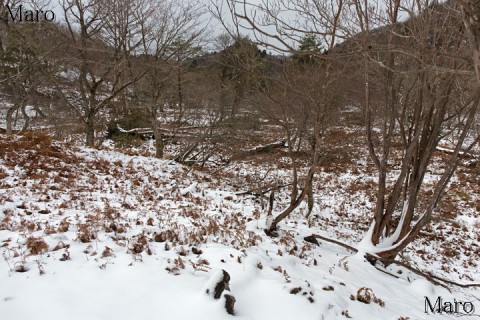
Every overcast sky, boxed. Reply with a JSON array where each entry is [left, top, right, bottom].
[[44, 0, 411, 54]]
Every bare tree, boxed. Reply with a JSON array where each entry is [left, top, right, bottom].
[[217, 0, 346, 231], [260, 59, 340, 232], [99, 0, 149, 121], [455, 0, 480, 85], [219, 0, 479, 259], [0, 0, 55, 134], [132, 0, 205, 158], [456, 0, 480, 157], [352, 0, 479, 261], [57, 0, 146, 146], [212, 0, 348, 55], [218, 36, 263, 119], [165, 36, 203, 123]]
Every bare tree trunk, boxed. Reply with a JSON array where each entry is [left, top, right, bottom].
[[230, 88, 241, 118], [177, 61, 184, 123], [152, 107, 164, 158], [269, 131, 321, 230], [20, 105, 30, 132], [219, 68, 228, 122], [85, 115, 95, 147], [155, 131, 164, 158], [5, 104, 18, 135]]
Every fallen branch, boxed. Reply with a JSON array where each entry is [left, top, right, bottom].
[[116, 126, 153, 135], [310, 234, 358, 253], [309, 234, 480, 290], [237, 140, 286, 156], [436, 146, 478, 159]]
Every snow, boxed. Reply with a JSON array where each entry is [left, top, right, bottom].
[[0, 133, 478, 320], [4, 241, 462, 320], [181, 182, 198, 195]]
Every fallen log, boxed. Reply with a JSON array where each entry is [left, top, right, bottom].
[[436, 146, 478, 159], [237, 140, 286, 156]]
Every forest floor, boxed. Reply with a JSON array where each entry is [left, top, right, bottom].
[[0, 127, 479, 320]]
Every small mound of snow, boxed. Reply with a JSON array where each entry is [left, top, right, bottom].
[[409, 279, 435, 296], [181, 182, 198, 195]]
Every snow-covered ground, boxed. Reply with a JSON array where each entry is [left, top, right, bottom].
[[0, 133, 478, 319]]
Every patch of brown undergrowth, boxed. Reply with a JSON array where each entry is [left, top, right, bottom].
[[26, 236, 48, 255], [0, 132, 80, 177]]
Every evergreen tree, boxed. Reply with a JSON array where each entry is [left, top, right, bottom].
[[292, 34, 324, 64]]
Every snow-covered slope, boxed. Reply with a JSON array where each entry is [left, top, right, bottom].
[[0, 133, 478, 319]]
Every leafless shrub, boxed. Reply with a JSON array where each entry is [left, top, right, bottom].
[[77, 224, 96, 243], [355, 287, 385, 307], [26, 237, 48, 256]]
